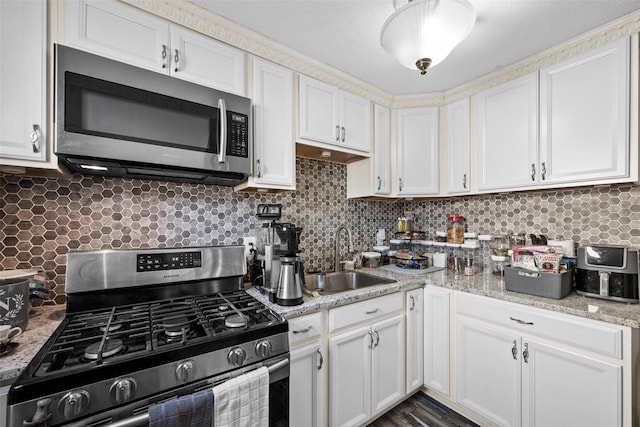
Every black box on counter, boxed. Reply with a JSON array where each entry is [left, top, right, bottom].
[[504, 267, 574, 299]]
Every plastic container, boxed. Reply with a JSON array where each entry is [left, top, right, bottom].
[[504, 267, 574, 299], [363, 252, 382, 268], [447, 215, 465, 244]]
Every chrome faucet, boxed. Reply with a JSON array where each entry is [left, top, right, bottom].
[[334, 225, 354, 272]]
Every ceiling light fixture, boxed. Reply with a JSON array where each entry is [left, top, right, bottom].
[[380, 0, 476, 75]]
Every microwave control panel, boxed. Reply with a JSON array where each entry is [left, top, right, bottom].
[[228, 113, 249, 158]]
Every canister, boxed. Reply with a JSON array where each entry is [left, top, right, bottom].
[[446, 215, 465, 244], [0, 277, 30, 330]]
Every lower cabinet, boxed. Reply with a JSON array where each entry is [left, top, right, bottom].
[[329, 315, 404, 427], [290, 342, 324, 427], [423, 286, 451, 396], [406, 288, 424, 394]]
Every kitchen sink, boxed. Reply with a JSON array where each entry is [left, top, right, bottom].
[[304, 271, 396, 294]]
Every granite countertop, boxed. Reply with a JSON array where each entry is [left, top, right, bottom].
[[248, 267, 640, 328], [0, 305, 65, 385]]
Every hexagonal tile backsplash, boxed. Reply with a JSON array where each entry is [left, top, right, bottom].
[[2, 157, 640, 305]]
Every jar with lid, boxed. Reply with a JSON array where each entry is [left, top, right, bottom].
[[446, 215, 465, 244], [491, 233, 510, 276]]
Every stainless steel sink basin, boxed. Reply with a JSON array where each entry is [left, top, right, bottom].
[[304, 271, 396, 294]]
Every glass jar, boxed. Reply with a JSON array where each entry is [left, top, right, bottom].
[[491, 233, 510, 276], [446, 215, 465, 244]]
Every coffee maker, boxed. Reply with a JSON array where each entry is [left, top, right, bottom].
[[253, 204, 304, 305]]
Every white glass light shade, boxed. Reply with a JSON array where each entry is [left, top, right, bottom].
[[380, 0, 476, 73]]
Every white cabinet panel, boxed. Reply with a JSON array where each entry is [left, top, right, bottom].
[[329, 292, 402, 333], [0, 0, 47, 161], [423, 286, 450, 396], [299, 75, 340, 144], [396, 107, 439, 195], [475, 72, 539, 191], [406, 288, 424, 394], [340, 91, 371, 152], [446, 98, 470, 194], [373, 104, 392, 195], [290, 342, 324, 427], [371, 316, 405, 414], [539, 37, 629, 185]]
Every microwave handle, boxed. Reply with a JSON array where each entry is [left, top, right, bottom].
[[218, 98, 227, 163]]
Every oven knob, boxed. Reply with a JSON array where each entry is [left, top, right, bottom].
[[110, 377, 137, 404], [228, 347, 247, 366], [176, 360, 197, 383], [255, 340, 272, 358], [57, 390, 90, 420]]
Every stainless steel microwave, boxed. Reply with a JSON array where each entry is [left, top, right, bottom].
[[54, 44, 252, 186]]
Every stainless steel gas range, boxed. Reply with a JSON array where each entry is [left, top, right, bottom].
[[7, 246, 289, 427]]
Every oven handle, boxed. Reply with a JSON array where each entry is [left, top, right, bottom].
[[107, 357, 289, 427]]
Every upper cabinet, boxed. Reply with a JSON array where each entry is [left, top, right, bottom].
[[0, 0, 47, 162], [373, 104, 392, 195], [475, 72, 539, 192], [236, 58, 295, 192], [298, 75, 371, 153], [445, 98, 471, 194], [65, 0, 246, 95], [539, 37, 629, 185], [396, 107, 439, 195]]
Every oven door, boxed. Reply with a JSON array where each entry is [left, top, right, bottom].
[[63, 355, 289, 427]]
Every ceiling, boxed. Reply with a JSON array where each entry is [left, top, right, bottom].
[[191, 0, 640, 95]]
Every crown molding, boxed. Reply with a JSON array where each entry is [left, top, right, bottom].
[[120, 0, 394, 106]]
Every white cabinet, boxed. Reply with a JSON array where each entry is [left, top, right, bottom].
[[456, 293, 624, 427], [423, 286, 450, 396], [65, 0, 245, 94], [290, 342, 324, 427], [475, 72, 539, 191], [445, 98, 470, 194], [405, 288, 424, 394], [0, 0, 47, 162], [373, 104, 392, 195], [539, 37, 629, 185], [298, 75, 371, 152], [236, 58, 294, 191], [396, 107, 439, 195]]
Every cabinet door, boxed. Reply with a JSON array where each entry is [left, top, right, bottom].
[[521, 338, 621, 427], [424, 287, 450, 396], [65, 0, 170, 73], [340, 91, 371, 152], [170, 26, 245, 95], [539, 38, 629, 185], [396, 107, 439, 195], [406, 289, 424, 394], [456, 318, 521, 427], [0, 0, 46, 161], [299, 75, 340, 144], [371, 315, 405, 416], [329, 325, 371, 427], [252, 59, 294, 186], [290, 342, 324, 427], [373, 104, 391, 195], [475, 72, 539, 191], [446, 98, 470, 194]]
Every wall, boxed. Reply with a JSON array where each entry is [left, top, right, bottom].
[[2, 157, 639, 306]]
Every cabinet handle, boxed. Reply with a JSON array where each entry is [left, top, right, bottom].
[[368, 330, 375, 348], [373, 329, 380, 348], [531, 163, 536, 181], [218, 99, 227, 163], [30, 124, 41, 153], [463, 173, 467, 189], [161, 44, 167, 68], [409, 295, 415, 311], [511, 340, 518, 360], [341, 126, 345, 142], [377, 176, 382, 191], [317, 349, 324, 370], [256, 159, 261, 178], [365, 308, 379, 315], [398, 178, 403, 192], [509, 316, 534, 326], [541, 162, 546, 181], [174, 49, 180, 72], [292, 326, 311, 334], [335, 125, 340, 142], [523, 342, 529, 363]]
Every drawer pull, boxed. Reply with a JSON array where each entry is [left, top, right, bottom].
[[510, 316, 534, 326], [292, 326, 312, 334], [365, 309, 379, 315]]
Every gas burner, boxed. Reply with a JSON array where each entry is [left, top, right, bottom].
[[84, 338, 125, 360], [225, 314, 248, 328]]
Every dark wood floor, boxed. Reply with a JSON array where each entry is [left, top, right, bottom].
[[368, 392, 480, 427]]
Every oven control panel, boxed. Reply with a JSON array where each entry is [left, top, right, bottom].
[[137, 251, 202, 272]]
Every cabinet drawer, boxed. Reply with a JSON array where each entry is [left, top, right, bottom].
[[456, 293, 623, 359], [288, 312, 323, 347], [329, 293, 402, 333]]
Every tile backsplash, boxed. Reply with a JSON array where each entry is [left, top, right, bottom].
[[2, 157, 639, 305]]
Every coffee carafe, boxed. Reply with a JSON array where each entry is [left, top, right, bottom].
[[274, 256, 304, 306]]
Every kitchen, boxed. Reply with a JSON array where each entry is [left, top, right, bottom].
[[1, 0, 640, 426]]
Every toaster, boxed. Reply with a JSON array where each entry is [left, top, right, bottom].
[[576, 245, 639, 303]]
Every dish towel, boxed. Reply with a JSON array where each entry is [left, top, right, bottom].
[[213, 366, 269, 427], [148, 388, 213, 427]]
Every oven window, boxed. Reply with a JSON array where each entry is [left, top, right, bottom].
[[64, 72, 217, 152], [270, 376, 289, 427]]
